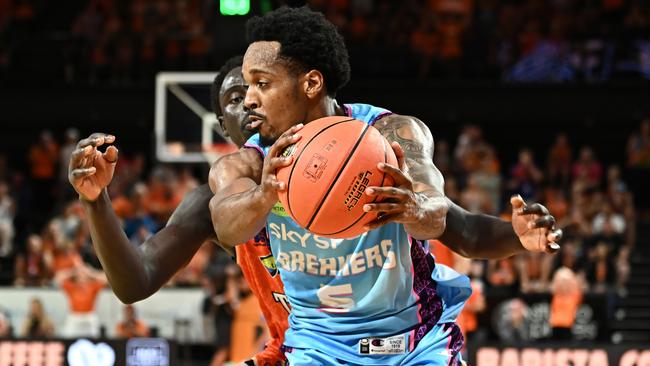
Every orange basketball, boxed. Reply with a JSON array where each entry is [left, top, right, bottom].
[[276, 116, 398, 239]]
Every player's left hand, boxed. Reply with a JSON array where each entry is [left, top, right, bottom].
[[362, 142, 448, 234], [511, 195, 562, 254]]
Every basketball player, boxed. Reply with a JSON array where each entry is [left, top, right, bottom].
[[68, 56, 288, 365], [208, 6, 562, 366]]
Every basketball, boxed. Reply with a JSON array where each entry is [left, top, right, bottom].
[[276, 116, 398, 239]]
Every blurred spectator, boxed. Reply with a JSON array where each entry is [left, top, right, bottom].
[[607, 164, 629, 199], [606, 165, 636, 246], [54, 258, 107, 338], [115, 305, 150, 339], [567, 180, 603, 237], [516, 251, 552, 293], [51, 201, 86, 248], [0, 180, 15, 256], [58, 128, 80, 203], [627, 118, 650, 168], [545, 187, 570, 225], [14, 234, 53, 286], [572, 146, 603, 186], [145, 166, 182, 225], [0, 308, 11, 338], [547, 133, 572, 189], [487, 258, 517, 289], [52, 240, 83, 274], [176, 167, 199, 198], [460, 175, 492, 214], [28, 131, 58, 180], [21, 298, 54, 338], [469, 148, 501, 215], [586, 241, 616, 293], [549, 267, 583, 340], [28, 131, 59, 226], [552, 240, 587, 283], [454, 125, 488, 176], [430, 0, 473, 63], [496, 298, 531, 343], [172, 241, 212, 287], [591, 200, 626, 238], [616, 245, 632, 291], [203, 265, 238, 366], [508, 148, 543, 201], [122, 182, 158, 240], [230, 267, 267, 364]]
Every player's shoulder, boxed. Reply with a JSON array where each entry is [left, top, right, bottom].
[[374, 113, 427, 131], [212, 147, 262, 169], [209, 148, 263, 183]]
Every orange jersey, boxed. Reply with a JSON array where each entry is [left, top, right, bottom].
[[61, 278, 104, 313], [236, 229, 290, 366], [550, 290, 582, 328]]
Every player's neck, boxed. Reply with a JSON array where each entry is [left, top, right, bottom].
[[306, 97, 345, 123]]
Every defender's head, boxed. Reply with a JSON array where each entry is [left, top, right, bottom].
[[211, 55, 249, 148]]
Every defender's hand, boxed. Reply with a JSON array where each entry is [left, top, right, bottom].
[[511, 195, 562, 254], [68, 133, 118, 202], [259, 124, 303, 200]]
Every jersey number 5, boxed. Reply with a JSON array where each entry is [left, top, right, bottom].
[[317, 284, 355, 313]]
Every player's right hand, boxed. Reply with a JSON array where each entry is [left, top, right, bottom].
[[259, 124, 303, 199], [68, 133, 118, 202]]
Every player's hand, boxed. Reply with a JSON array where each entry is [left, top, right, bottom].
[[363, 142, 448, 234], [68, 133, 118, 202], [511, 195, 562, 254], [259, 124, 303, 200]]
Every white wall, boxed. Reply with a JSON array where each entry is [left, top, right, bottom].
[[0, 288, 206, 342]]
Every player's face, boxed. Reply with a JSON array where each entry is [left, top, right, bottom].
[[218, 66, 249, 148], [242, 41, 308, 147]]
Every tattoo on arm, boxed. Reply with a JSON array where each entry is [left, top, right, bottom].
[[379, 120, 427, 155], [376, 115, 443, 192]]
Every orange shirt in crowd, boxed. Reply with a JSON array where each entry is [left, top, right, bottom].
[[53, 251, 83, 273], [61, 278, 105, 313], [234, 228, 290, 365], [550, 290, 582, 328], [112, 195, 134, 219], [29, 144, 58, 179], [230, 294, 265, 363]]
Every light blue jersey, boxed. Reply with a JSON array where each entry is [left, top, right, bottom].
[[244, 103, 470, 365]]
